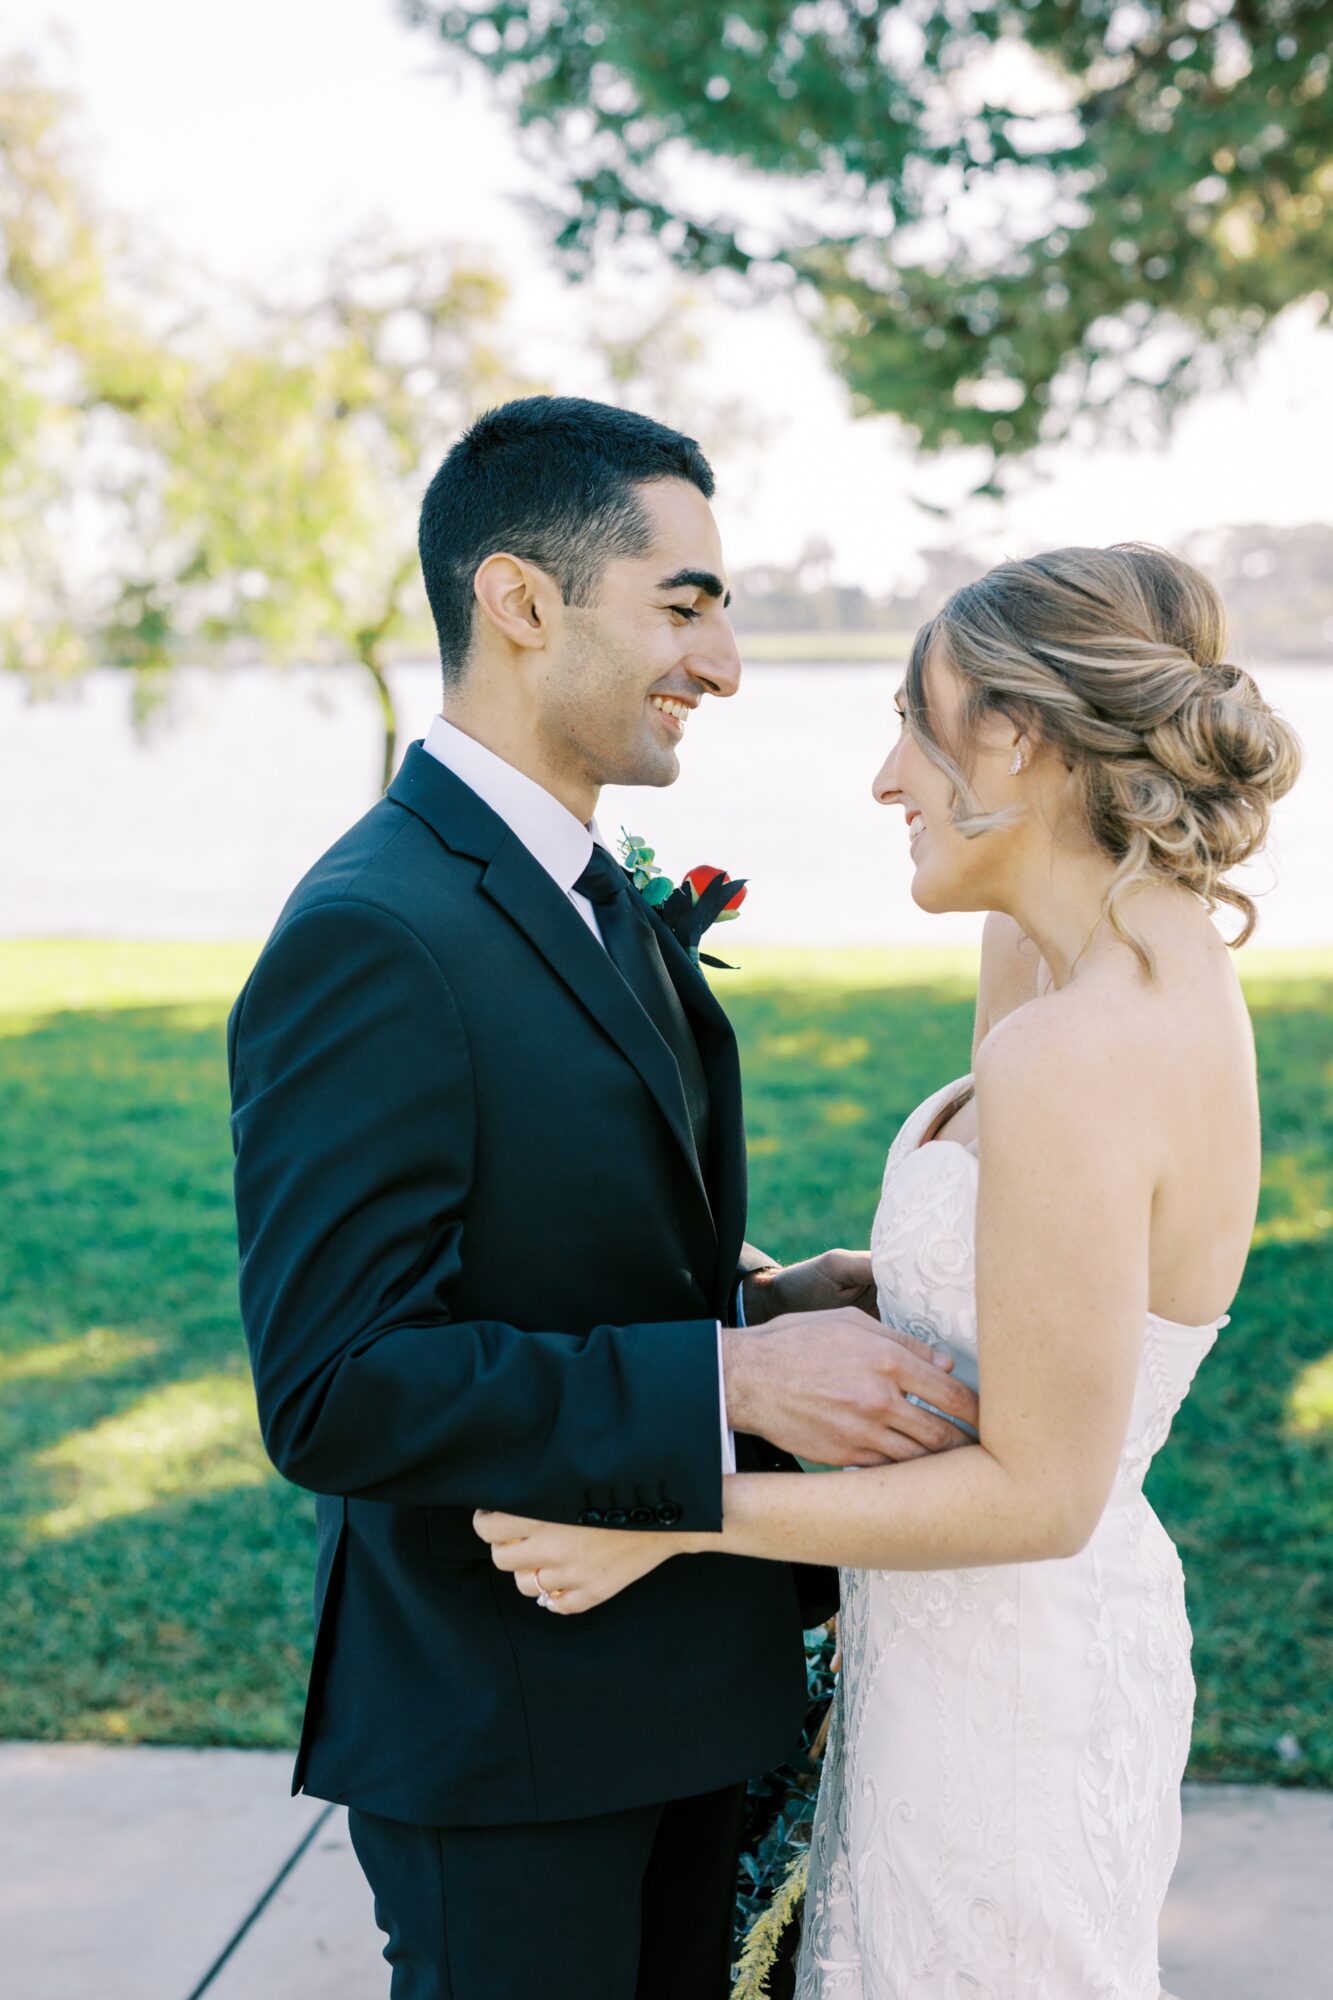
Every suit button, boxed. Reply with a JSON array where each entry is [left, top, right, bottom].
[[604, 1509, 629, 1528], [655, 1503, 681, 1526], [577, 1510, 604, 1527], [629, 1507, 654, 1526]]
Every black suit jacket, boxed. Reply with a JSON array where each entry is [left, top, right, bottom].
[[228, 744, 823, 1828]]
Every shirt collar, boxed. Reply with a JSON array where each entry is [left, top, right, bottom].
[[421, 715, 609, 893]]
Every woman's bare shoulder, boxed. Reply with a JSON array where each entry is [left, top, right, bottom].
[[976, 975, 1163, 1137], [972, 992, 1144, 1176]]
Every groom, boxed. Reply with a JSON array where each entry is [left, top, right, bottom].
[[228, 395, 979, 2000]]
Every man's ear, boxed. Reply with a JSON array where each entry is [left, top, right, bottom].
[[473, 553, 558, 652]]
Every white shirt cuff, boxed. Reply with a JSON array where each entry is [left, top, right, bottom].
[[716, 1321, 736, 1476]]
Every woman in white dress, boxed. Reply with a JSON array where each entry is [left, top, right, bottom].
[[474, 544, 1301, 1998]]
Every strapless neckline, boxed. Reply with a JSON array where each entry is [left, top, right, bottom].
[[894, 1071, 1227, 1341]]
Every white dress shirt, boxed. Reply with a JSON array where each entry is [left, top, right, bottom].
[[421, 716, 737, 1476]]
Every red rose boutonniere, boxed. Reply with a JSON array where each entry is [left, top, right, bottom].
[[619, 831, 748, 970]]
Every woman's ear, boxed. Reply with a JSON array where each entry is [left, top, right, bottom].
[[1000, 700, 1064, 778], [998, 711, 1032, 775]]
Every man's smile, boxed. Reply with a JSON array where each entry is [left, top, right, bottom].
[[649, 694, 693, 733]]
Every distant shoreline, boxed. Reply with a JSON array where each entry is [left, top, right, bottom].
[[734, 630, 914, 663], [702, 631, 1333, 665], [65, 637, 1333, 673]]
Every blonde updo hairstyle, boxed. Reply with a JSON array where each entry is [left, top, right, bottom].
[[904, 543, 1302, 967]]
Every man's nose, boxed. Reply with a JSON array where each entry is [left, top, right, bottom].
[[690, 618, 743, 700]]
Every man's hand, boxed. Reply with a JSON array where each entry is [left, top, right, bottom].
[[722, 1308, 980, 1467], [741, 1249, 876, 1326]]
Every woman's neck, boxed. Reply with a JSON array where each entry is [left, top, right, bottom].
[[999, 856, 1195, 991]]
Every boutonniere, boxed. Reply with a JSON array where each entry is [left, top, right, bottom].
[[619, 830, 748, 970]]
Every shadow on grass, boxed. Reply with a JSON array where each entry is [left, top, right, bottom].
[[0, 1003, 252, 1481], [0, 1003, 316, 1747], [2, 979, 1330, 1782]]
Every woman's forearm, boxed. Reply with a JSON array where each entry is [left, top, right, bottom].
[[686, 1447, 1090, 1572]]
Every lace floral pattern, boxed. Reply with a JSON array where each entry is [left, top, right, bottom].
[[795, 1077, 1221, 2000]]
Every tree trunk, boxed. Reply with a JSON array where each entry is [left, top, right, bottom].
[[360, 644, 397, 795]]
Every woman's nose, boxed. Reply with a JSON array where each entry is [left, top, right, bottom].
[[872, 742, 900, 805]]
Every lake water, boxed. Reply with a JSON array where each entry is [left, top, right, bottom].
[[4, 660, 1329, 947]]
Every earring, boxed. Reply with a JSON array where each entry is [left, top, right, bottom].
[[1009, 750, 1024, 775]]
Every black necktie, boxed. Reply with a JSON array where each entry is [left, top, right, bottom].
[[574, 845, 711, 1172]]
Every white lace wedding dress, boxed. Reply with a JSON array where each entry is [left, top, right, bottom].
[[795, 1075, 1224, 2000]]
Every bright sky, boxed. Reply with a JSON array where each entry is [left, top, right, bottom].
[[13, 0, 1333, 592]]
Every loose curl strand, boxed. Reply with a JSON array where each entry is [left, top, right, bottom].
[[903, 543, 1303, 973]]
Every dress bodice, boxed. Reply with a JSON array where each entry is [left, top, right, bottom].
[[870, 1074, 1223, 1502]]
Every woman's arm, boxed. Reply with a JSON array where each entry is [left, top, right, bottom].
[[477, 1002, 1159, 1605], [696, 1005, 1154, 1569]]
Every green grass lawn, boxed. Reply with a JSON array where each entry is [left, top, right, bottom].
[[1, 939, 1330, 1783]]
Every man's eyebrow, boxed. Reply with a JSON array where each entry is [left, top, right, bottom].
[[657, 567, 732, 609]]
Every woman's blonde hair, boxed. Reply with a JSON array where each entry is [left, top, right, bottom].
[[905, 542, 1302, 964]]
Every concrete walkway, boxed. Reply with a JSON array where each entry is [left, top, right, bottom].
[[2, 1744, 1329, 1998]]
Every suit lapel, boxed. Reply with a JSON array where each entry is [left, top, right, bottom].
[[387, 747, 715, 1238], [648, 913, 749, 1297], [480, 837, 714, 1224]]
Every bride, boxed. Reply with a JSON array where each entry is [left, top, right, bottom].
[[473, 543, 1300, 1997]]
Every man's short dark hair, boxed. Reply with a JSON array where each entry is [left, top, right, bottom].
[[418, 396, 715, 681]]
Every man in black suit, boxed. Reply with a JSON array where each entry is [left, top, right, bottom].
[[228, 396, 979, 2000]]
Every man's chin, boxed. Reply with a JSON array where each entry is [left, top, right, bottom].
[[610, 747, 680, 789]]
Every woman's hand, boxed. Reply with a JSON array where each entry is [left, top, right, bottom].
[[473, 1509, 689, 1614]]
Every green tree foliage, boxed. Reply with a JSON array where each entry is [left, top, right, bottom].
[[141, 240, 523, 792], [0, 55, 182, 685], [407, 1, 1333, 475], [0, 58, 524, 787]]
